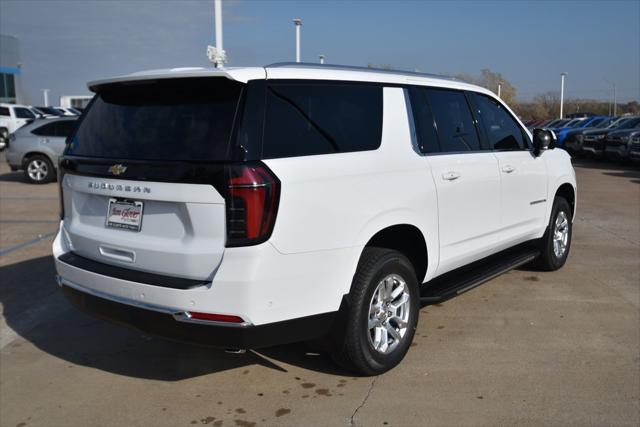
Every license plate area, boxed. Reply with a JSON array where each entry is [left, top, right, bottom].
[[106, 198, 144, 232]]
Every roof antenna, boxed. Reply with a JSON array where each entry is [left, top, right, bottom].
[[207, 0, 227, 68]]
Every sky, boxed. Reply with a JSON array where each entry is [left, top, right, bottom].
[[1, 0, 638, 105]]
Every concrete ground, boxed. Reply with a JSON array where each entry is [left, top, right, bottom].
[[0, 153, 638, 427]]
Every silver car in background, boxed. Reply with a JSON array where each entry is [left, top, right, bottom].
[[5, 117, 77, 184]]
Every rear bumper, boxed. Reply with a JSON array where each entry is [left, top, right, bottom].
[[60, 281, 341, 349], [5, 150, 21, 168], [53, 221, 360, 347]]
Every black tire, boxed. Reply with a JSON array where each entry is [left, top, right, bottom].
[[330, 247, 419, 375], [535, 197, 572, 271], [0, 128, 8, 151], [23, 154, 55, 184]]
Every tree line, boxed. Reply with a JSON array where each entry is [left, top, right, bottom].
[[454, 69, 639, 120], [366, 64, 639, 120]]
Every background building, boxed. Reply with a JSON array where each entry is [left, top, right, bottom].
[[0, 34, 26, 104]]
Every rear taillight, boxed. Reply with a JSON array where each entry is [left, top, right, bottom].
[[223, 163, 280, 247], [58, 163, 66, 220]]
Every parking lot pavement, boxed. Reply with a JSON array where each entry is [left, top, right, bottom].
[[0, 153, 638, 427]]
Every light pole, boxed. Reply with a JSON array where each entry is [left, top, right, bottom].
[[206, 0, 227, 68], [319, 54, 325, 64], [604, 78, 616, 116], [613, 82, 617, 116], [497, 82, 502, 98], [559, 72, 567, 119], [42, 89, 50, 107], [293, 19, 302, 62]]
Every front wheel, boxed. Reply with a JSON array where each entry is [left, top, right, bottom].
[[331, 247, 419, 375], [535, 197, 572, 271]]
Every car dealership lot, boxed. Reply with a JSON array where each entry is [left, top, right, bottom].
[[0, 154, 638, 427]]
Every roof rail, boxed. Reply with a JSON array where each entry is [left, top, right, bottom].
[[265, 62, 458, 81]]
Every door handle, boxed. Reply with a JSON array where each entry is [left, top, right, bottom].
[[442, 171, 461, 181], [502, 165, 515, 174]]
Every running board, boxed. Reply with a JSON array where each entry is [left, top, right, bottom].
[[420, 246, 540, 305]]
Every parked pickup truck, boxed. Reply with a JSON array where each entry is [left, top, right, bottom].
[[54, 63, 577, 374], [0, 103, 38, 150]]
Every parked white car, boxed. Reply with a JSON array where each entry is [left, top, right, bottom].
[[53, 64, 577, 374], [0, 103, 38, 149]]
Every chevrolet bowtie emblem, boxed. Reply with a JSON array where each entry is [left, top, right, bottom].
[[108, 164, 127, 176]]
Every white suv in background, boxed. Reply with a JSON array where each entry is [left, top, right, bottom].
[[0, 103, 38, 149], [53, 64, 576, 374]]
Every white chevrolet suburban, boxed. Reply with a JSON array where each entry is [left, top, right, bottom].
[[53, 63, 576, 375]]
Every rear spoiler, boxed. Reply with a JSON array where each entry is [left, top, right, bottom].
[[88, 67, 266, 92]]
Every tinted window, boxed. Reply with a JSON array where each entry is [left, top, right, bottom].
[[32, 122, 59, 136], [407, 87, 439, 153], [262, 82, 382, 159], [0, 107, 9, 116], [15, 107, 36, 119], [56, 120, 77, 137], [469, 93, 526, 150], [67, 78, 244, 161], [427, 89, 481, 152], [618, 117, 640, 129]]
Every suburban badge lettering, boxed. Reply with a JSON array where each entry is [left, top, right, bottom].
[[88, 182, 151, 194]]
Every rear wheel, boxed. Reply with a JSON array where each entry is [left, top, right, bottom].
[[535, 197, 572, 271], [24, 155, 55, 184], [331, 247, 419, 375]]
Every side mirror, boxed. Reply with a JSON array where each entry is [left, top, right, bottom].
[[532, 128, 556, 156]]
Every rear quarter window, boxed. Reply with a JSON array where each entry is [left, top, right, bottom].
[[32, 122, 59, 136], [262, 81, 383, 159], [55, 120, 77, 137]]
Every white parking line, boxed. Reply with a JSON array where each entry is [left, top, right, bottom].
[[0, 231, 57, 257]]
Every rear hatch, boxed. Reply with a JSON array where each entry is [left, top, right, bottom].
[[60, 77, 245, 281]]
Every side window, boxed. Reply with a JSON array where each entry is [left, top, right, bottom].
[[0, 107, 9, 116], [262, 82, 383, 159], [56, 120, 77, 137], [426, 89, 481, 152], [14, 107, 36, 119], [469, 93, 526, 150], [407, 87, 440, 154], [32, 122, 58, 136]]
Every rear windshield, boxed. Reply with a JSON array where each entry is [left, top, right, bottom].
[[66, 78, 244, 161]]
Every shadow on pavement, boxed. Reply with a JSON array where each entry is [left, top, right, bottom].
[[0, 256, 349, 381], [572, 157, 638, 171], [0, 171, 26, 183], [572, 158, 640, 183]]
